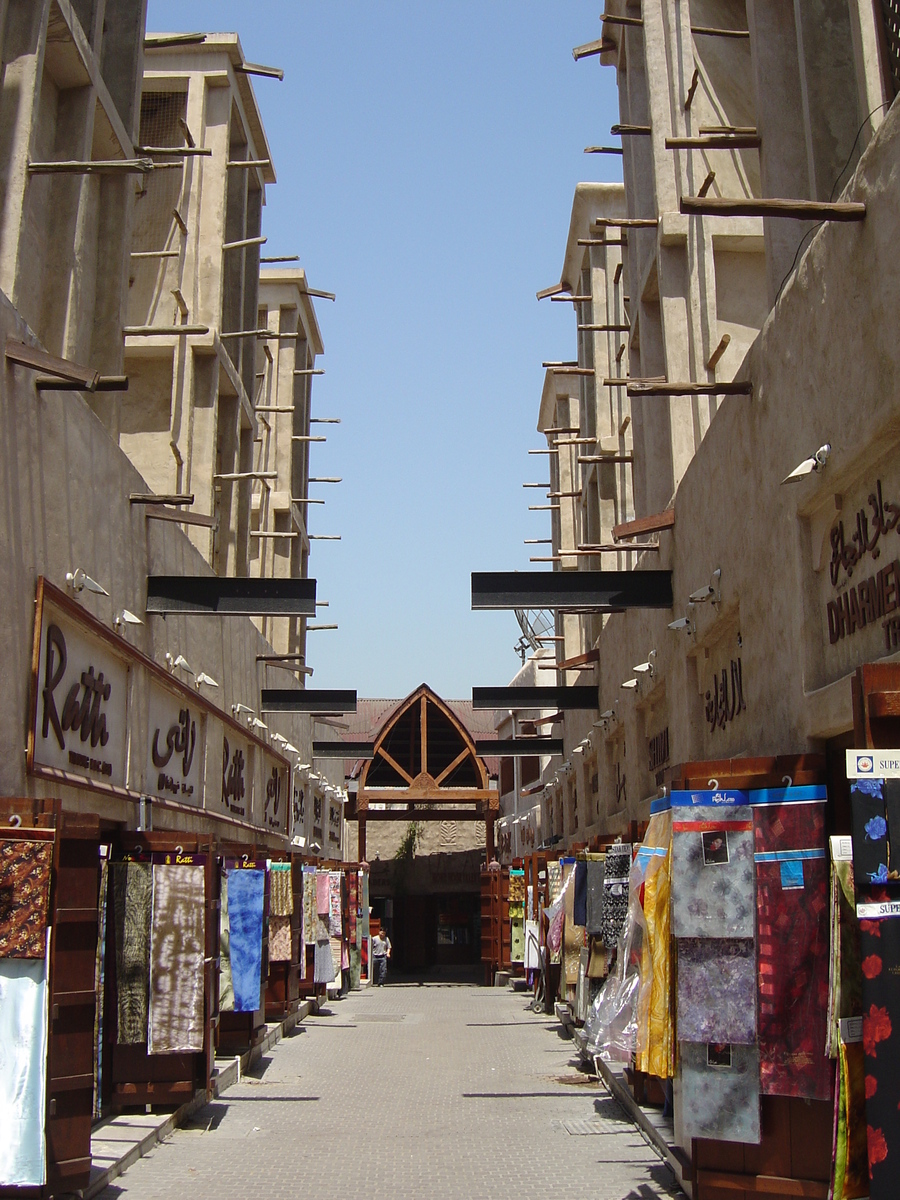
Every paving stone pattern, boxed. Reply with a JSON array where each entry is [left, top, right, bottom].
[[94, 982, 682, 1200]]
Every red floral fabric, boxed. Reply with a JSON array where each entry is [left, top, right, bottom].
[[858, 905, 900, 1198], [754, 802, 831, 1099]]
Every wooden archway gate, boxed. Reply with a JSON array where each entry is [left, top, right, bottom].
[[355, 684, 498, 862]]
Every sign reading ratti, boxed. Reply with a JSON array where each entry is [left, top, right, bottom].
[[29, 580, 291, 838]]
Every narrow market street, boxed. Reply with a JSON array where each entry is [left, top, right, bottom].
[[93, 980, 680, 1200]]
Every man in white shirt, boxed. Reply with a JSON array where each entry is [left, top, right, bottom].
[[371, 928, 391, 985]]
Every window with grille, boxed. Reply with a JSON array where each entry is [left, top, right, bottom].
[[880, 0, 900, 96]]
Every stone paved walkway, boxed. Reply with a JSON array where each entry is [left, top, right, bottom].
[[94, 981, 682, 1200]]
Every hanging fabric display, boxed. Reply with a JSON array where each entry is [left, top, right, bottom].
[[524, 920, 541, 971], [360, 871, 370, 940], [510, 908, 525, 963], [563, 861, 583, 985], [148, 862, 205, 1054], [316, 870, 330, 916], [633, 809, 674, 1079], [832, 1038, 869, 1200], [676, 938, 757, 1045], [509, 870, 525, 903], [600, 844, 632, 949], [828, 845, 864, 1057], [330, 935, 342, 977], [329, 871, 342, 936], [849, 778, 900, 886], [303, 867, 317, 945], [585, 856, 605, 935], [0, 956, 49, 1186], [0, 838, 53, 958], [573, 860, 588, 926], [113, 860, 152, 1044], [92, 854, 109, 1119], [348, 871, 358, 943], [219, 871, 234, 1012], [671, 791, 754, 939], [680, 1041, 761, 1145], [857, 890, 900, 1197], [225, 866, 265, 1013], [314, 937, 335, 984], [269, 915, 292, 962], [269, 862, 293, 916], [752, 788, 831, 1100]]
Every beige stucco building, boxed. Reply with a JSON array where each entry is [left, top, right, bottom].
[[0, 7, 339, 857], [518, 2, 900, 847]]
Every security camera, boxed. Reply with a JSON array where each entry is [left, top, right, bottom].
[[690, 568, 721, 605], [668, 616, 695, 634], [782, 443, 831, 485]]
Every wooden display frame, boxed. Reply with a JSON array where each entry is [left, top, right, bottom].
[[106, 830, 217, 1113], [0, 796, 100, 1199]]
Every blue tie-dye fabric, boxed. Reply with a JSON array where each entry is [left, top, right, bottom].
[[226, 868, 265, 1013]]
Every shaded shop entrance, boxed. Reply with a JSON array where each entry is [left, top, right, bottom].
[[355, 685, 497, 973]]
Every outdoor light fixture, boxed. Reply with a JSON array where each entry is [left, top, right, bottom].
[[620, 679, 639, 691], [195, 672, 219, 689], [114, 609, 142, 628], [272, 733, 288, 744], [633, 650, 657, 676], [689, 568, 721, 605], [232, 703, 255, 716], [173, 654, 194, 673], [594, 709, 617, 730], [284, 743, 299, 754], [250, 717, 268, 731], [782, 443, 831, 485], [668, 615, 695, 634], [66, 568, 109, 596]]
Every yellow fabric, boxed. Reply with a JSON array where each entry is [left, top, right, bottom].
[[635, 811, 674, 1080], [562, 862, 584, 984]]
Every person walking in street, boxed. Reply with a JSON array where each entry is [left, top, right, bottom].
[[372, 927, 391, 985]]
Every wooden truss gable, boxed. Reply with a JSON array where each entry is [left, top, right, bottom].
[[357, 684, 495, 812]]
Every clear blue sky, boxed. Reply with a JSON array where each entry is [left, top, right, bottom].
[[146, 2, 620, 699]]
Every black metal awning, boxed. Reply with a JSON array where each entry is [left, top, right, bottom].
[[261, 689, 357, 713], [147, 575, 316, 615], [472, 686, 597, 710], [471, 570, 672, 610]]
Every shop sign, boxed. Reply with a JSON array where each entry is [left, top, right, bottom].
[[32, 601, 129, 787], [328, 798, 342, 849], [704, 658, 745, 732], [208, 723, 253, 822], [824, 479, 900, 651], [146, 681, 203, 804], [846, 749, 900, 779], [263, 762, 289, 836], [312, 791, 324, 843], [648, 727, 669, 773]]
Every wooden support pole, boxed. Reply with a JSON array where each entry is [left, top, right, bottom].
[[612, 509, 675, 541], [214, 471, 278, 481], [611, 124, 651, 136], [578, 542, 657, 553], [681, 196, 866, 220], [550, 294, 592, 301], [36, 375, 128, 392], [700, 126, 758, 135], [291, 435, 327, 442], [222, 235, 267, 251], [706, 333, 731, 371], [172, 208, 188, 235], [309, 535, 341, 541], [260, 255, 300, 263], [250, 531, 299, 538], [130, 493, 194, 505], [627, 379, 751, 396], [578, 455, 634, 464], [235, 62, 285, 80], [309, 477, 341, 483], [529, 504, 561, 511], [358, 818, 366, 863], [578, 323, 631, 331], [6, 338, 99, 388], [523, 482, 552, 488], [311, 418, 341, 424], [573, 38, 615, 60], [178, 118, 196, 148], [136, 145, 212, 157], [684, 66, 701, 110], [254, 406, 295, 412], [614, 262, 623, 284], [595, 216, 657, 227], [600, 12, 644, 26], [130, 249, 180, 259], [691, 24, 750, 38], [124, 324, 210, 336], [144, 505, 217, 529], [548, 366, 594, 376], [584, 146, 624, 155], [603, 376, 666, 386], [291, 498, 325, 505], [578, 238, 627, 246], [698, 171, 716, 198], [226, 159, 272, 169], [666, 135, 760, 149], [294, 368, 325, 376], [28, 158, 153, 175]]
